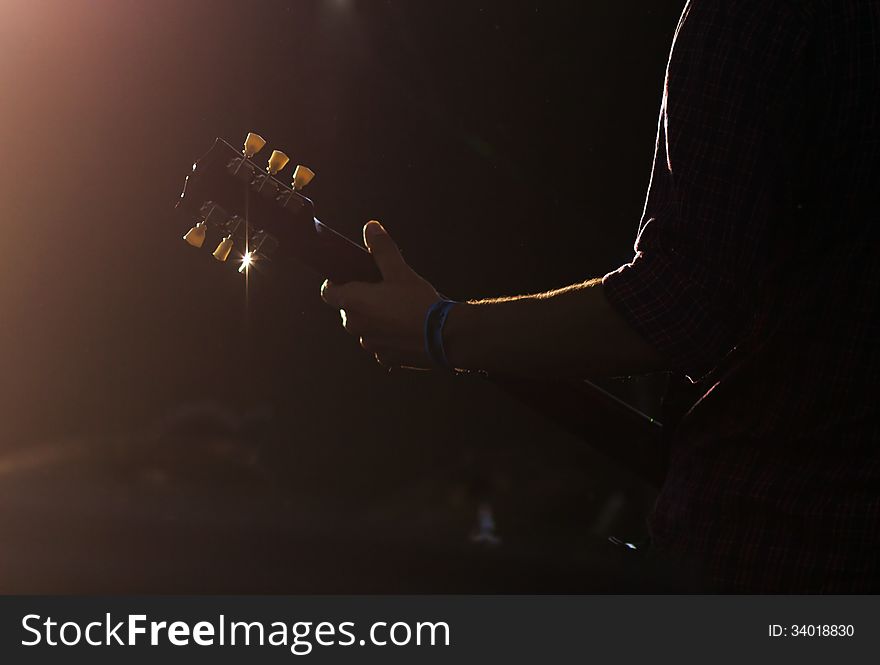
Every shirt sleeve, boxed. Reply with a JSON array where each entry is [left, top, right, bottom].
[[602, 0, 815, 378]]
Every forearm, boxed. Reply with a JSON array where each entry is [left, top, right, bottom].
[[443, 279, 669, 378]]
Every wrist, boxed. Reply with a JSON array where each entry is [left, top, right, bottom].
[[442, 301, 476, 371], [424, 299, 459, 370]]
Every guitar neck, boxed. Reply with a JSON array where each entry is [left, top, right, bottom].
[[312, 218, 383, 284]]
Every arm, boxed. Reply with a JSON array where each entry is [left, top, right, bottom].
[[321, 221, 667, 378], [444, 281, 667, 378]]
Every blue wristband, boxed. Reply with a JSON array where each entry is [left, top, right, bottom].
[[424, 299, 458, 370]]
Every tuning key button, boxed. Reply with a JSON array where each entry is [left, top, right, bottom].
[[183, 221, 207, 248], [292, 165, 315, 190], [213, 235, 234, 262], [238, 251, 254, 273], [243, 133, 267, 158], [266, 150, 289, 175]]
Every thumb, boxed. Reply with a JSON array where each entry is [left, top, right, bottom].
[[363, 220, 408, 280]]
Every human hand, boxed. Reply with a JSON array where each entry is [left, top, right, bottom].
[[320, 221, 441, 369]]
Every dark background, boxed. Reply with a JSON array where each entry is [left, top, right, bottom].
[[0, 0, 686, 591]]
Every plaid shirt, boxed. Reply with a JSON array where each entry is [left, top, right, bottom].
[[603, 0, 880, 592]]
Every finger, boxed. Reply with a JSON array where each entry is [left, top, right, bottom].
[[370, 346, 429, 372], [320, 279, 338, 305], [321, 279, 370, 310], [358, 333, 393, 356], [374, 352, 398, 371], [340, 310, 370, 336], [378, 343, 431, 371], [363, 221, 409, 281]]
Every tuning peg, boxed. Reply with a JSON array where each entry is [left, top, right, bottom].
[[213, 235, 234, 262], [292, 165, 315, 190], [183, 221, 207, 248], [267, 150, 289, 175], [238, 251, 254, 274], [243, 133, 266, 158]]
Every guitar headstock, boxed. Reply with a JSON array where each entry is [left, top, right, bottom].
[[176, 133, 381, 284]]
